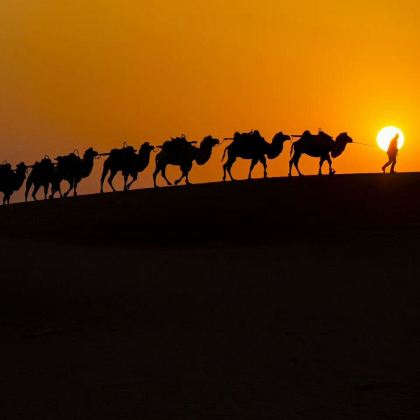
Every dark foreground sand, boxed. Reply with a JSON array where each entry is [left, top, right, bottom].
[[0, 174, 419, 419]]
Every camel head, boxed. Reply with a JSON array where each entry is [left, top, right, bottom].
[[15, 162, 28, 175], [272, 132, 291, 144], [83, 147, 99, 160], [13, 162, 28, 191], [138, 142, 155, 154], [267, 132, 291, 159], [200, 135, 220, 149], [194, 136, 220, 165], [331, 133, 353, 158]]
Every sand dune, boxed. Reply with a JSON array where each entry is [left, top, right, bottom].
[[1, 174, 419, 419]]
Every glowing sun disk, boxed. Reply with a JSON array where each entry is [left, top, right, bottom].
[[377, 126, 405, 152]]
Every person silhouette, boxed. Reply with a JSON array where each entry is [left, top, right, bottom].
[[382, 134, 399, 174]]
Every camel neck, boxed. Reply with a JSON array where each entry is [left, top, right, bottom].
[[14, 171, 26, 191], [266, 139, 285, 160], [195, 143, 213, 165], [81, 157, 95, 178]]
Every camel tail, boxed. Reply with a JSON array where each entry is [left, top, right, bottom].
[[25, 171, 34, 189], [290, 142, 295, 157], [221, 146, 229, 162]]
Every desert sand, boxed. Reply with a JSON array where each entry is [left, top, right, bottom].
[[0, 173, 419, 419]]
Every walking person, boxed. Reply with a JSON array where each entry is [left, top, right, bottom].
[[382, 134, 399, 174]]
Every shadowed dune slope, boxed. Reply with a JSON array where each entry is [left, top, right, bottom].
[[1, 174, 420, 419], [2, 173, 420, 244]]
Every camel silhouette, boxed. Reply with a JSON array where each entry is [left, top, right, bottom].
[[289, 131, 353, 176], [25, 157, 55, 201], [222, 131, 291, 181], [100, 142, 155, 193], [50, 148, 98, 198], [153, 135, 219, 187], [0, 162, 27, 204]]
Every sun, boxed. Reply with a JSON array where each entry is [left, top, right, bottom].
[[377, 126, 405, 152]]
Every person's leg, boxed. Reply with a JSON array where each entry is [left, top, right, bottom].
[[390, 158, 397, 173], [382, 159, 391, 173]]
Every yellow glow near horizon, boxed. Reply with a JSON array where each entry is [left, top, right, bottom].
[[0, 0, 419, 198], [377, 127, 405, 152]]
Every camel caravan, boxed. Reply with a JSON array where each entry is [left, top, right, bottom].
[[0, 130, 354, 204]]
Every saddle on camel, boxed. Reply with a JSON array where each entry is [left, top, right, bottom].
[[55, 151, 82, 172], [158, 135, 197, 158], [106, 144, 137, 161], [229, 130, 265, 145]]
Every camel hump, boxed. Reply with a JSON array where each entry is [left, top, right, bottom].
[[298, 131, 333, 145], [0, 163, 12, 175], [318, 131, 334, 141], [32, 161, 42, 170], [40, 156, 52, 166], [160, 136, 194, 154], [110, 145, 136, 158], [56, 152, 81, 169], [234, 130, 264, 143], [35, 157, 54, 173]]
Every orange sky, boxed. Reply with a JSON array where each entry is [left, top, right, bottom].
[[0, 1, 419, 195]]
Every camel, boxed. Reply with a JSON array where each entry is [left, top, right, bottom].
[[289, 132, 353, 176], [0, 162, 27, 204], [153, 135, 219, 187], [25, 157, 55, 201], [100, 142, 155, 193], [222, 131, 291, 181], [50, 147, 98, 198]]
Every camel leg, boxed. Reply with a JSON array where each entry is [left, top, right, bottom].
[[107, 170, 118, 192], [50, 181, 61, 199], [318, 157, 325, 176], [126, 171, 138, 190], [248, 159, 258, 179], [49, 180, 56, 199], [153, 156, 163, 188], [185, 172, 191, 185], [292, 154, 303, 176], [123, 172, 129, 191], [52, 181, 63, 199], [100, 166, 109, 193], [289, 153, 302, 177], [184, 163, 193, 185], [63, 180, 73, 198], [288, 158, 293, 177], [176, 162, 192, 185], [260, 156, 268, 178], [222, 150, 231, 181], [161, 165, 172, 186], [32, 184, 41, 201], [73, 180, 79, 197], [174, 173, 185, 185], [24, 182, 32, 202], [327, 155, 335, 175], [153, 165, 160, 188], [295, 161, 304, 176], [43, 184, 49, 200], [224, 156, 236, 181]]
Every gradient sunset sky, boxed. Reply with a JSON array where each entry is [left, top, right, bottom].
[[1, 1, 419, 193]]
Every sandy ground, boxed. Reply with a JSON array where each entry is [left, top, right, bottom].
[[0, 174, 419, 419]]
